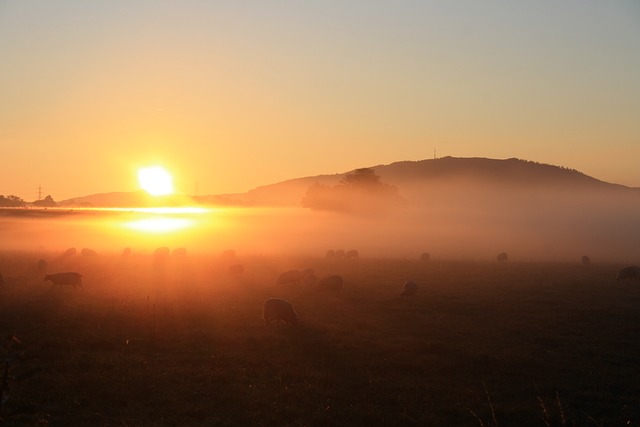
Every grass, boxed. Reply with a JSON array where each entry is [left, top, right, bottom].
[[0, 251, 638, 426]]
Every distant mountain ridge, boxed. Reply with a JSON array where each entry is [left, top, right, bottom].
[[60, 157, 638, 207]]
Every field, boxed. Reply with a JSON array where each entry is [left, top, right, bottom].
[[0, 250, 639, 426]]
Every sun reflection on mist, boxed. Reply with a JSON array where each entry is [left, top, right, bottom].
[[115, 207, 210, 234], [124, 217, 195, 233]]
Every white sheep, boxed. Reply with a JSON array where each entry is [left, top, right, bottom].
[[262, 298, 299, 326]]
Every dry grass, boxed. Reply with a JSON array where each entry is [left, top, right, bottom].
[[0, 251, 638, 426]]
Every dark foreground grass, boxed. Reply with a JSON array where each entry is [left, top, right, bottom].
[[0, 252, 639, 426]]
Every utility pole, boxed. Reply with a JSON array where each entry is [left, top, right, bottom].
[[37, 186, 43, 201]]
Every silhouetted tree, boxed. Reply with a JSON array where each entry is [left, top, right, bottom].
[[302, 168, 405, 213], [32, 195, 57, 208], [0, 195, 26, 207]]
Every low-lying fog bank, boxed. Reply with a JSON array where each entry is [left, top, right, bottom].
[[1, 196, 639, 263]]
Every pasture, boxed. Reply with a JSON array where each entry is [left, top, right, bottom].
[[0, 250, 638, 426]]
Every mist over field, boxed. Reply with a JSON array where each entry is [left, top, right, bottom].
[[2, 186, 639, 264]]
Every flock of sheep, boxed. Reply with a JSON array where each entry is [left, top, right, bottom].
[[2, 246, 639, 330]]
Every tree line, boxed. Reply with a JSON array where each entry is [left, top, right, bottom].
[[0, 194, 57, 207]]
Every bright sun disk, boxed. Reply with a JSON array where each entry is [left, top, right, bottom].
[[138, 166, 174, 196]]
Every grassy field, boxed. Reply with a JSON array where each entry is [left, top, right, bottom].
[[0, 251, 638, 426]]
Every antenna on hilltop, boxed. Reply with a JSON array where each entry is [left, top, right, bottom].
[[37, 185, 43, 201], [433, 148, 437, 159]]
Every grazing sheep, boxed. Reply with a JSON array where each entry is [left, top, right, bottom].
[[401, 280, 417, 297], [81, 248, 97, 257], [153, 247, 170, 264], [317, 275, 343, 292], [274, 270, 302, 286], [262, 298, 299, 326], [496, 252, 508, 262], [228, 264, 244, 277], [616, 266, 640, 281], [420, 252, 430, 262], [62, 247, 77, 258], [172, 247, 188, 257], [44, 272, 83, 289], [326, 249, 336, 258], [581, 255, 591, 266], [345, 250, 359, 260], [36, 259, 48, 273]]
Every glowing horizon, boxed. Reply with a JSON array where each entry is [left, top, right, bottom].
[[1, 1, 639, 200]]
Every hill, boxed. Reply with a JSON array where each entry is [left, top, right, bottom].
[[59, 157, 639, 208], [195, 157, 638, 207]]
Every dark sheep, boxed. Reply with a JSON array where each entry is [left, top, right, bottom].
[[345, 250, 359, 260], [496, 252, 508, 262], [62, 247, 77, 258], [581, 255, 591, 266], [81, 248, 98, 257], [262, 298, 299, 326], [401, 280, 417, 297], [44, 272, 83, 289], [274, 270, 302, 286], [616, 266, 640, 281]]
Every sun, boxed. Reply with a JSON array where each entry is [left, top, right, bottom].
[[138, 166, 174, 196]]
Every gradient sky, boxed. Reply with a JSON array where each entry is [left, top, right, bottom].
[[1, 1, 639, 201]]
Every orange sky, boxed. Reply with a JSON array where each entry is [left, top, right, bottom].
[[1, 1, 639, 201]]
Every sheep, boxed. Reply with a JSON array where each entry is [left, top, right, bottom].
[[401, 280, 417, 297], [317, 275, 343, 292], [172, 247, 187, 257], [274, 270, 302, 286], [420, 252, 430, 262], [262, 298, 299, 326], [44, 272, 83, 289], [153, 247, 170, 268], [496, 252, 508, 262], [36, 259, 48, 273], [345, 250, 359, 260], [326, 249, 336, 259], [616, 266, 640, 281], [62, 247, 77, 258], [81, 248, 97, 257], [581, 255, 591, 266]]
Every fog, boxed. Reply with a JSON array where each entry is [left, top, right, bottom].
[[1, 181, 639, 264]]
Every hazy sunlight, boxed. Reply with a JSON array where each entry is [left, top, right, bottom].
[[138, 166, 174, 196], [124, 217, 194, 233]]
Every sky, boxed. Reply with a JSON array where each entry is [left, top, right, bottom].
[[1, 1, 639, 201]]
